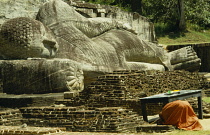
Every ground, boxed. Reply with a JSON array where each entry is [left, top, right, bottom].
[[200, 119, 210, 130]]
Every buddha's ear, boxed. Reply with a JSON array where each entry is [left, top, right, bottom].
[[42, 39, 56, 47], [42, 39, 58, 53]]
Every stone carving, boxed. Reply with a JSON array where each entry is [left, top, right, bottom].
[[168, 46, 201, 71], [0, 59, 84, 94], [66, 67, 84, 92], [70, 0, 156, 42], [0, 17, 58, 59], [0, 0, 201, 94], [0, 0, 155, 43], [36, 0, 200, 72]]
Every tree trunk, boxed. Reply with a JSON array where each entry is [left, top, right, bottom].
[[178, 0, 186, 30]]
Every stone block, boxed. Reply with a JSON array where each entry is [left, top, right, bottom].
[[64, 92, 79, 99]]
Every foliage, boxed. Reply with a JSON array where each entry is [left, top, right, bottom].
[[83, 0, 132, 11], [83, 0, 210, 31], [155, 23, 178, 36], [203, 97, 210, 103], [142, 0, 178, 23], [157, 29, 210, 45], [185, 0, 210, 27], [83, 0, 115, 5], [142, 0, 209, 29]]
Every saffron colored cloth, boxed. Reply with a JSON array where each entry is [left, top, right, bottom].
[[159, 100, 203, 130]]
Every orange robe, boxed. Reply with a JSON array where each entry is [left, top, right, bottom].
[[159, 100, 203, 130]]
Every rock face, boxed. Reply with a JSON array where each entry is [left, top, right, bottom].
[[0, 0, 48, 26], [70, 0, 156, 42]]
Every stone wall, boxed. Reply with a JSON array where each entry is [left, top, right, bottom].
[[20, 106, 144, 132], [56, 70, 209, 116], [0, 109, 22, 126], [204, 89, 210, 97]]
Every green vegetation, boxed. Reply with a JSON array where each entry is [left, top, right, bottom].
[[156, 28, 210, 45], [83, 0, 132, 11], [82, 0, 115, 5], [203, 97, 210, 103], [83, 0, 210, 45], [155, 22, 210, 45]]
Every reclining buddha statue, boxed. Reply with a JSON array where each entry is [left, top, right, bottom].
[[0, 0, 201, 94]]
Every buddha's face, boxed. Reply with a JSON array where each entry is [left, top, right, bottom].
[[0, 17, 58, 59]]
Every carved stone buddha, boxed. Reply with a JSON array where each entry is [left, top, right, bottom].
[[0, 0, 201, 94], [0, 17, 58, 59]]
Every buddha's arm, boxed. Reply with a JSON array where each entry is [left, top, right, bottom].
[[73, 17, 137, 38]]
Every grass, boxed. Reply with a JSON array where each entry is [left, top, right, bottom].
[[165, 130, 210, 135], [157, 29, 210, 45], [155, 23, 210, 45], [203, 97, 210, 103]]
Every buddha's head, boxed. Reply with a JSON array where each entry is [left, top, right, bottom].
[[0, 17, 58, 59]]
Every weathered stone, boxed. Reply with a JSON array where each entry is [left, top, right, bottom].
[[0, 109, 22, 126], [0, 0, 157, 43], [19, 106, 144, 132], [36, 0, 200, 72], [0, 59, 84, 94], [70, 0, 156, 42], [0, 0, 201, 95], [0, 0, 47, 25], [169, 46, 201, 71], [64, 92, 79, 99], [0, 126, 66, 134], [55, 70, 208, 116], [0, 93, 64, 108], [136, 125, 175, 133], [0, 17, 58, 59], [167, 43, 210, 72]]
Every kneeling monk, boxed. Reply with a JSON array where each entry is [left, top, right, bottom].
[[159, 100, 203, 130]]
